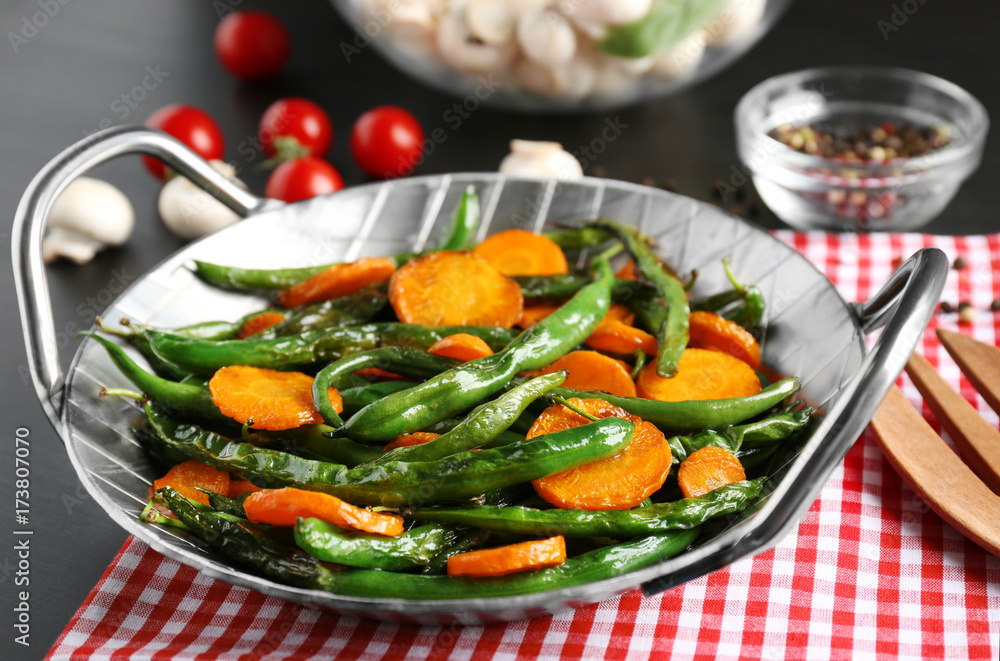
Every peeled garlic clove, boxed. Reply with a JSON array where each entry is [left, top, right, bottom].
[[704, 0, 766, 47], [517, 8, 576, 68], [513, 58, 568, 97], [157, 160, 245, 241], [572, 0, 653, 26], [465, 0, 519, 45], [499, 139, 583, 180], [42, 177, 134, 264], [438, 0, 516, 73], [591, 58, 640, 97], [650, 30, 707, 79]]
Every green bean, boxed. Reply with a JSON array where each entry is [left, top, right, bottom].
[[412, 479, 764, 537], [295, 519, 463, 571], [421, 529, 492, 575], [435, 184, 479, 251]]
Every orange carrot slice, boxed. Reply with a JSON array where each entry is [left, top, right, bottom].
[[152, 460, 230, 507], [527, 398, 671, 510], [228, 480, 264, 498], [677, 446, 746, 498], [688, 310, 762, 370], [585, 304, 656, 356], [383, 432, 441, 452], [389, 251, 523, 328], [237, 311, 286, 339], [616, 260, 638, 281], [529, 350, 637, 398], [517, 303, 561, 329], [447, 536, 567, 577], [243, 487, 404, 535], [428, 333, 495, 362], [209, 365, 343, 431], [277, 257, 396, 308], [472, 228, 569, 276], [635, 348, 761, 402]]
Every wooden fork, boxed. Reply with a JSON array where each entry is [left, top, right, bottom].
[[871, 328, 1000, 558]]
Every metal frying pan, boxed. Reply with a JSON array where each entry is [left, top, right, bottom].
[[13, 126, 947, 623]]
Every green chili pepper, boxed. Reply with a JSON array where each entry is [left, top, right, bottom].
[[690, 259, 765, 332], [295, 519, 464, 571], [668, 405, 814, 465], [552, 377, 800, 431], [630, 349, 647, 380], [339, 381, 418, 416], [412, 479, 763, 537], [421, 529, 492, 575], [143, 401, 635, 507], [593, 220, 688, 378], [159, 486, 700, 599], [248, 426, 383, 467], [205, 490, 251, 518], [192, 252, 415, 294], [143, 323, 518, 377], [435, 184, 480, 251], [335, 259, 614, 443], [371, 372, 567, 465], [312, 348, 459, 427], [85, 333, 228, 423], [514, 274, 645, 302], [542, 226, 615, 250], [260, 286, 388, 338]]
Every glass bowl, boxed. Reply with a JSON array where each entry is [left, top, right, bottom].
[[332, 0, 795, 112], [735, 66, 988, 231]]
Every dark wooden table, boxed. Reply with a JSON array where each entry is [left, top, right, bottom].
[[1, 0, 996, 657]]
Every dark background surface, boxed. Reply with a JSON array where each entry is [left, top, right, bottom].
[[1, 0, 997, 657]]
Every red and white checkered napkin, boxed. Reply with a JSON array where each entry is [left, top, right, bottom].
[[48, 232, 1000, 661]]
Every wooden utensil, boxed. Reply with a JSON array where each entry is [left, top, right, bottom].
[[871, 331, 1000, 558]]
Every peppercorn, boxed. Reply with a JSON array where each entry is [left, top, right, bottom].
[[953, 256, 967, 270], [940, 302, 956, 313]]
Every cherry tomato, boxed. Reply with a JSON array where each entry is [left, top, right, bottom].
[[265, 157, 344, 203], [259, 98, 332, 161], [142, 104, 225, 180], [350, 106, 425, 179], [214, 11, 290, 81]]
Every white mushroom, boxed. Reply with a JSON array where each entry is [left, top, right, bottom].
[[704, 0, 766, 47], [499, 139, 583, 180], [650, 30, 707, 79], [157, 160, 246, 241], [42, 177, 134, 265], [437, 0, 516, 73], [569, 0, 653, 26], [516, 7, 576, 68]]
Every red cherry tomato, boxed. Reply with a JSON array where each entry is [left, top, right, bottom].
[[259, 98, 333, 161], [142, 104, 225, 180], [265, 157, 344, 203], [350, 106, 425, 179], [214, 11, 290, 81]]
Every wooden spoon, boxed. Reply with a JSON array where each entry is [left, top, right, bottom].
[[872, 386, 1000, 558]]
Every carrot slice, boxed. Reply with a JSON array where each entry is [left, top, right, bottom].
[[677, 446, 746, 498], [447, 536, 567, 577], [635, 348, 761, 402], [237, 311, 286, 339], [209, 365, 343, 431], [152, 460, 230, 508], [428, 333, 495, 362], [616, 260, 637, 281], [277, 257, 396, 308], [228, 480, 264, 498], [389, 251, 523, 328], [527, 398, 671, 510], [602, 303, 635, 325], [354, 368, 406, 381], [383, 431, 441, 452], [688, 310, 762, 369], [517, 302, 561, 329], [472, 228, 569, 276], [528, 350, 637, 398], [243, 487, 404, 535]]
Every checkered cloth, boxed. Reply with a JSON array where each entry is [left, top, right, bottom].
[[47, 232, 1000, 661]]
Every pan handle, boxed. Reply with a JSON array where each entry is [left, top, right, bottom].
[[12, 125, 267, 426], [641, 246, 949, 596]]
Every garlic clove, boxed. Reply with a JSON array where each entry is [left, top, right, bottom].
[[464, 0, 520, 45], [571, 0, 653, 26], [703, 0, 766, 47], [437, 0, 516, 73], [517, 8, 576, 68], [650, 30, 707, 79], [513, 58, 568, 97], [157, 160, 245, 241]]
